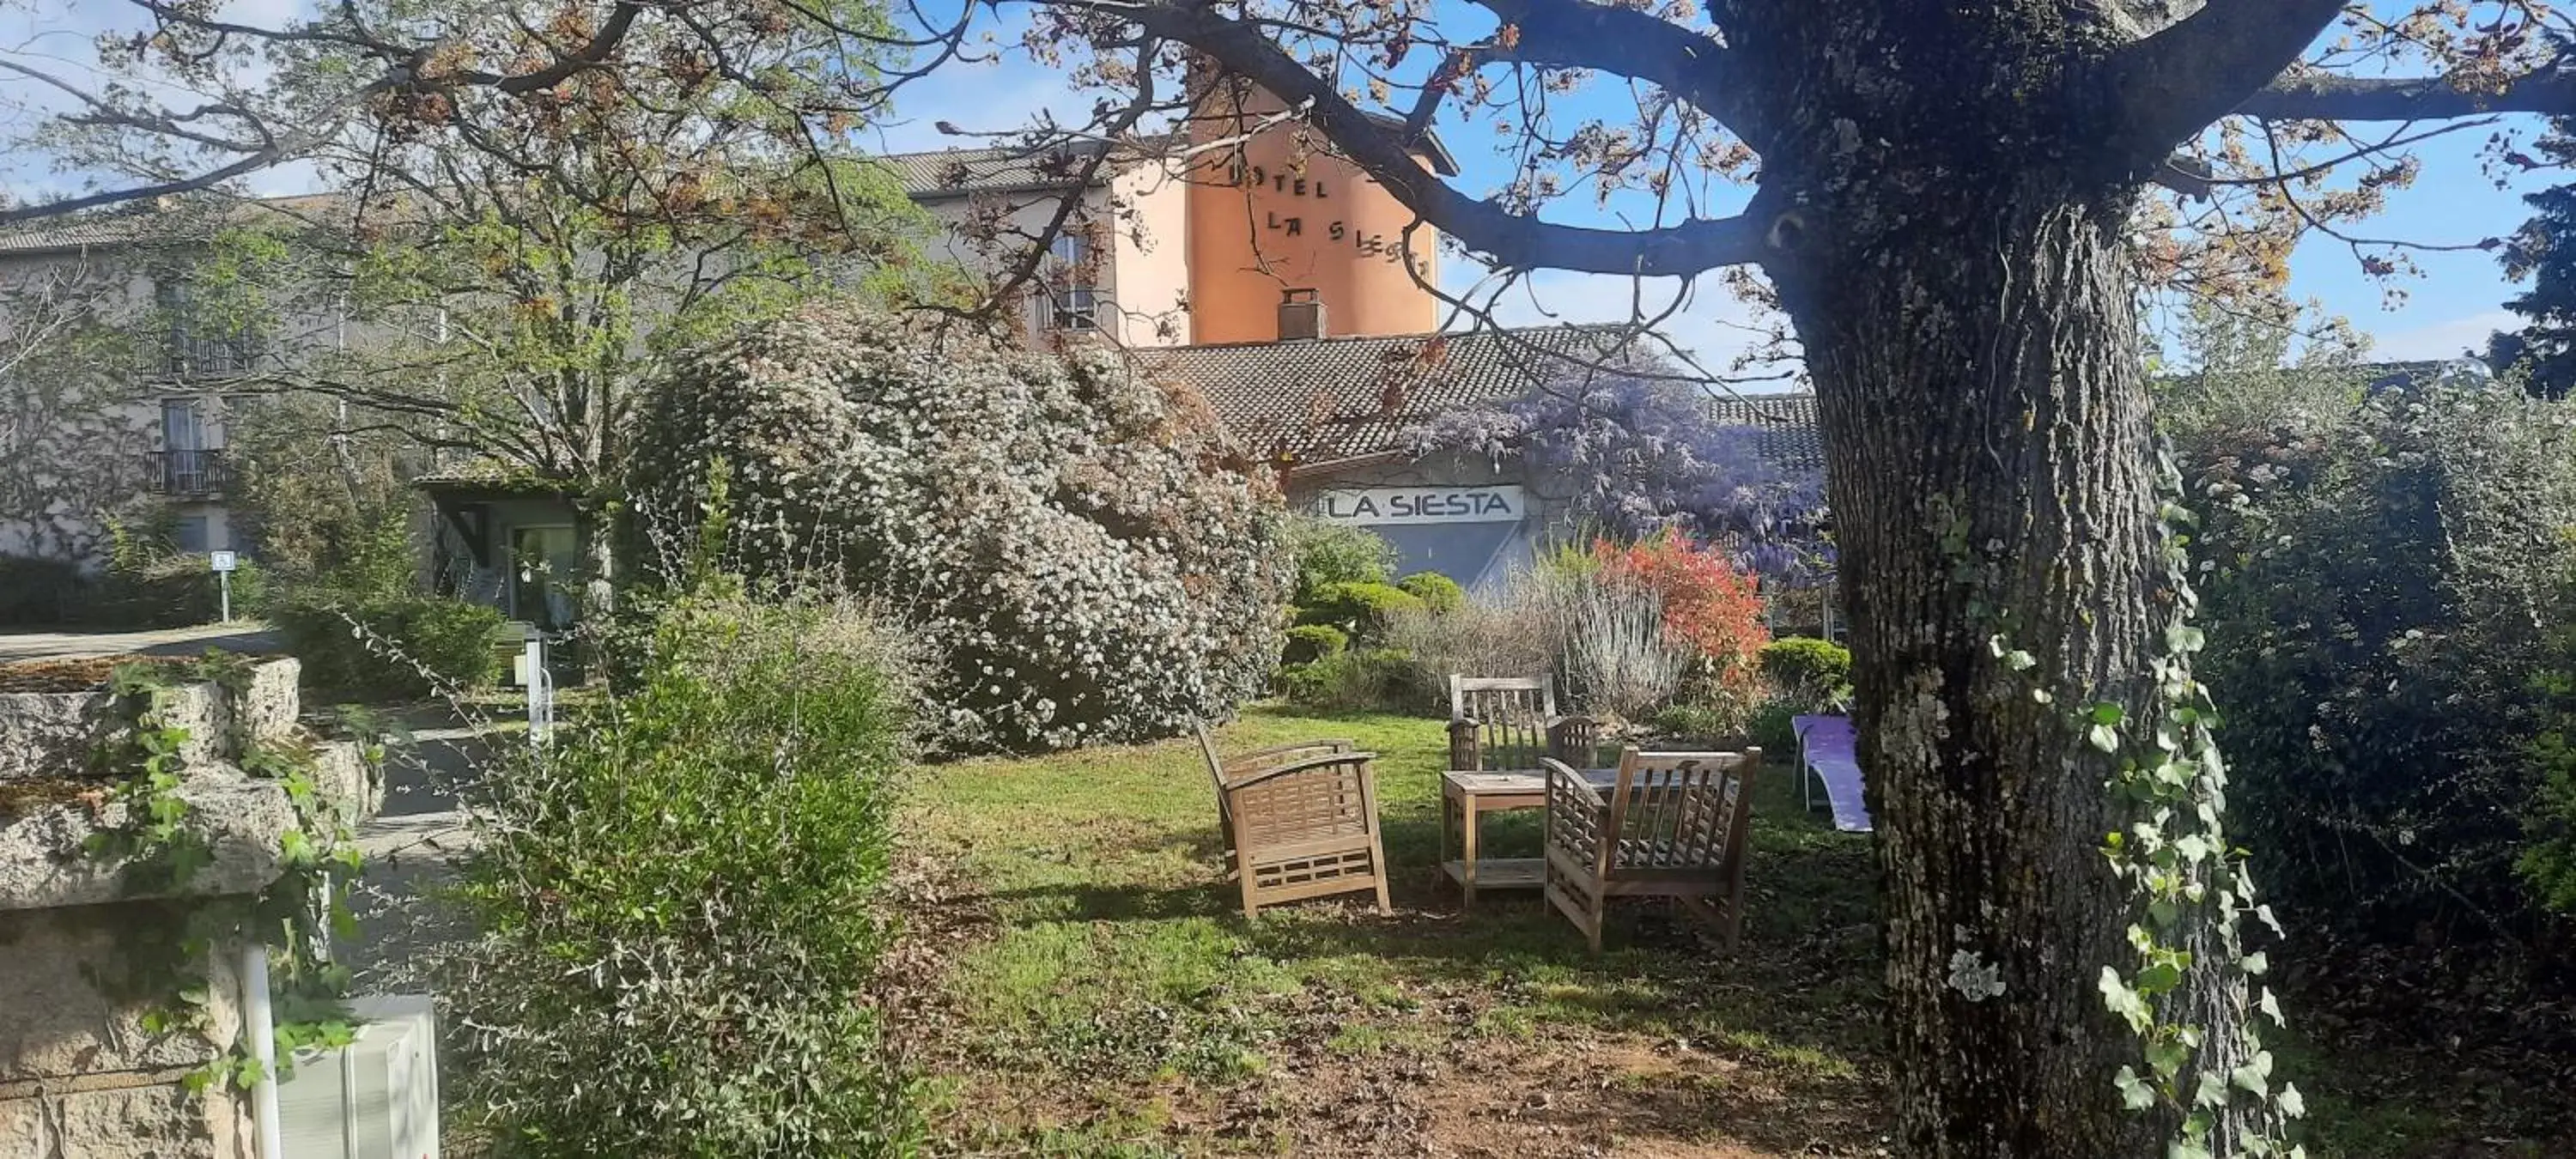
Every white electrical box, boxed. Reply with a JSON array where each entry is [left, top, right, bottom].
[[275, 993, 441, 1159]]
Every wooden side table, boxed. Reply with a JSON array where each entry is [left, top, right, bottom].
[[1438, 768, 1554, 908]]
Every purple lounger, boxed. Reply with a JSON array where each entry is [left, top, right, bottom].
[[1789, 714, 1874, 834]]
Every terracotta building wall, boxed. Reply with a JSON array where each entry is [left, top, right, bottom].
[[1185, 76, 1441, 343]]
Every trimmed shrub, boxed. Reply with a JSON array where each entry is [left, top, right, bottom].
[[1281, 623, 1349, 665], [450, 594, 914, 1154], [1285, 518, 1394, 604], [1298, 580, 1425, 643], [1759, 637, 1852, 709], [1395, 571, 1466, 615], [271, 592, 506, 698], [1280, 646, 1424, 714], [625, 300, 1288, 753]]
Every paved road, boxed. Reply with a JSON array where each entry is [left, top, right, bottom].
[[0, 622, 281, 663]]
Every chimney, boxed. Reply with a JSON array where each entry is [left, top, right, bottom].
[[1278, 288, 1326, 341]]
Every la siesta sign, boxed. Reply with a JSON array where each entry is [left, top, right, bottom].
[[1311, 485, 1526, 526]]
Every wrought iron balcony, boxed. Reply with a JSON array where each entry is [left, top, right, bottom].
[[149, 449, 232, 496]]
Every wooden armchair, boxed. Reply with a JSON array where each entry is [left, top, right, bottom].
[[1447, 674, 1599, 772], [1194, 723, 1392, 918], [1540, 748, 1760, 952]]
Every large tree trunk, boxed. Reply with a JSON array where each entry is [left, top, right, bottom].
[[1768, 177, 2257, 1154]]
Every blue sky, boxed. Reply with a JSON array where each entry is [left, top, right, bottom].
[[2, 0, 2549, 373]]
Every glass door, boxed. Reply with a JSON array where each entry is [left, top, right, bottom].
[[508, 525, 581, 629]]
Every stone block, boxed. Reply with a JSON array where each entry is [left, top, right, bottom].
[[310, 740, 382, 824], [237, 661, 300, 749], [0, 902, 247, 1083], [0, 1095, 43, 1156], [0, 776, 295, 912], [155, 683, 229, 770], [50, 1082, 250, 1159], [0, 691, 115, 783]]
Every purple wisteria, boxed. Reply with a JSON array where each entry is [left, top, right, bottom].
[[1401, 374, 1833, 586]]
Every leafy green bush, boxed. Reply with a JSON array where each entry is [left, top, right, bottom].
[[1285, 518, 1394, 604], [2179, 379, 2576, 934], [270, 593, 506, 698], [451, 594, 915, 1155], [1281, 623, 1349, 665], [1749, 697, 1801, 755], [1281, 647, 1425, 714], [1298, 580, 1425, 643], [1758, 637, 1851, 709], [1395, 571, 1466, 615], [1649, 702, 1750, 747], [2524, 689, 2576, 915]]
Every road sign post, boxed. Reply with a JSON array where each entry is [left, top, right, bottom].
[[209, 550, 238, 622]]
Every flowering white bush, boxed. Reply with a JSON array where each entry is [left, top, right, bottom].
[[626, 301, 1290, 752]]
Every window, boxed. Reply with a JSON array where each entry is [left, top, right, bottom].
[[155, 279, 260, 379], [509, 525, 582, 630], [173, 516, 210, 554], [1041, 230, 1098, 332]]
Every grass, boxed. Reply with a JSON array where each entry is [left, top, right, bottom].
[[900, 706, 1886, 1156], [897, 706, 2561, 1156]]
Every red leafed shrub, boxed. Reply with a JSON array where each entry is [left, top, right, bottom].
[[1593, 533, 1769, 700]]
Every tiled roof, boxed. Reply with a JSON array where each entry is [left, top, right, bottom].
[[885, 140, 1136, 199], [1145, 325, 1637, 466], [1707, 391, 1824, 473], [0, 193, 347, 255]]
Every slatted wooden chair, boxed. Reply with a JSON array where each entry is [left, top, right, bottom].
[[1194, 722, 1392, 918], [1447, 674, 1599, 772], [1540, 747, 1760, 952]]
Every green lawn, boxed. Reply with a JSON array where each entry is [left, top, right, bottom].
[[895, 707, 2552, 1156], [899, 707, 1886, 1156]]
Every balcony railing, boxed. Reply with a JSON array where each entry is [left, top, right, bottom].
[[163, 332, 261, 379], [149, 449, 232, 496]]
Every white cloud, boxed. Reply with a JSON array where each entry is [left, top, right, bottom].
[[2370, 309, 2515, 362]]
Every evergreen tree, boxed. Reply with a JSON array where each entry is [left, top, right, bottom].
[[2492, 119, 2576, 400]]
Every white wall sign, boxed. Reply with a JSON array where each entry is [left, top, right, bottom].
[[208, 550, 238, 573], [1311, 484, 1527, 526]]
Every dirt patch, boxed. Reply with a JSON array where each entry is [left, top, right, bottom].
[[0, 655, 179, 693]]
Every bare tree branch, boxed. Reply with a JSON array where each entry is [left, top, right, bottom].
[[2241, 67, 2576, 120], [1082, 0, 1776, 276], [2100, 0, 2348, 164]]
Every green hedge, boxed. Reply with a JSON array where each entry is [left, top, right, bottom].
[[1395, 571, 1466, 615], [1281, 623, 1349, 665], [271, 592, 507, 699], [1297, 580, 1425, 644]]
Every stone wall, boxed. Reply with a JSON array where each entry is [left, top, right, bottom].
[[0, 657, 374, 1159]]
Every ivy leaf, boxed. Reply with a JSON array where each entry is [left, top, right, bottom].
[[2003, 649, 2036, 671], [2242, 951, 2269, 977], [2088, 724, 2120, 753], [2115, 1065, 2157, 1110], [2276, 1081, 2306, 1119], [2099, 967, 2151, 1032], [2090, 702, 2125, 725], [2147, 1037, 2191, 1079], [2231, 1049, 2274, 1097], [2258, 987, 2287, 1028]]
